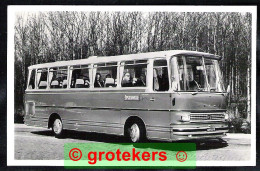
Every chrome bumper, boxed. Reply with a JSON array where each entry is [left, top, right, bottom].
[[170, 123, 229, 141]]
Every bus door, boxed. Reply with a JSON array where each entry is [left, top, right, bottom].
[[140, 59, 172, 139]]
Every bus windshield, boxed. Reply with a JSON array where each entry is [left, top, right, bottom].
[[171, 56, 225, 92]]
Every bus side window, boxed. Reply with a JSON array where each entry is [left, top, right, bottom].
[[121, 61, 147, 87], [70, 66, 90, 89], [28, 69, 36, 89], [49, 67, 68, 89], [59, 68, 68, 88], [153, 60, 169, 91], [36, 69, 48, 89], [94, 63, 117, 88]]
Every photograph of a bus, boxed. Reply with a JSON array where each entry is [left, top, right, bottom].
[[24, 50, 229, 143]]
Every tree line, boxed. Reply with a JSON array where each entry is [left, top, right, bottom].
[[14, 11, 252, 121]]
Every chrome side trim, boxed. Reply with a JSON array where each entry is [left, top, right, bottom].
[[172, 126, 228, 131], [172, 130, 228, 135], [33, 105, 226, 112]]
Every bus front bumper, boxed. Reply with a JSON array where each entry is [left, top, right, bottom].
[[170, 122, 229, 141]]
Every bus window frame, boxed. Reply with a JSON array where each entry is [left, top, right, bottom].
[[69, 64, 92, 89], [48, 67, 69, 89], [120, 60, 149, 89], [27, 69, 36, 90], [26, 58, 172, 92], [152, 58, 170, 92], [170, 55, 224, 93], [35, 68, 48, 90], [93, 62, 118, 89], [27, 69, 31, 90]]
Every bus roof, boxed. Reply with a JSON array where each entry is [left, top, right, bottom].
[[28, 50, 221, 69]]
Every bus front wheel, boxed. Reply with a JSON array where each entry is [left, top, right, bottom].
[[128, 121, 146, 143], [52, 118, 63, 138]]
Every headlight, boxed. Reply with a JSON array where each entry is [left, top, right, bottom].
[[181, 115, 190, 122], [224, 113, 229, 120]]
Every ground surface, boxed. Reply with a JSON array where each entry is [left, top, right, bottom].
[[14, 124, 251, 161]]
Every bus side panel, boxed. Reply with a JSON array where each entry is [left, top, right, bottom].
[[120, 110, 171, 141], [120, 92, 172, 141], [61, 109, 123, 135], [25, 91, 172, 141], [25, 91, 123, 135]]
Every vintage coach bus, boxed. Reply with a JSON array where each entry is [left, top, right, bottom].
[[24, 50, 229, 143]]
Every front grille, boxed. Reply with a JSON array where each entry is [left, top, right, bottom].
[[190, 113, 224, 122]]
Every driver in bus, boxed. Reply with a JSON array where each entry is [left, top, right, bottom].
[[189, 74, 200, 90], [94, 73, 104, 87]]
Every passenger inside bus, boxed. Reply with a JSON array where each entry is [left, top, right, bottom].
[[121, 72, 133, 87], [134, 73, 146, 87], [158, 68, 169, 91], [189, 74, 201, 90], [153, 68, 169, 91], [94, 73, 104, 87], [160, 68, 169, 91]]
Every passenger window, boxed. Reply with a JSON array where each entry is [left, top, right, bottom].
[[70, 66, 90, 88], [153, 60, 169, 91], [49, 67, 68, 89], [28, 69, 36, 89], [94, 62, 117, 88], [36, 68, 48, 89], [121, 61, 147, 87]]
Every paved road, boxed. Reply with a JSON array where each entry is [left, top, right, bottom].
[[15, 124, 251, 161]]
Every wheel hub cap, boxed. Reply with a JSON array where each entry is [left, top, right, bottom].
[[53, 119, 62, 134], [130, 124, 140, 142]]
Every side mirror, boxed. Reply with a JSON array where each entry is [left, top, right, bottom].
[[226, 85, 230, 94]]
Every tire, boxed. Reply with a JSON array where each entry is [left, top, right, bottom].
[[52, 118, 63, 138], [127, 120, 146, 143]]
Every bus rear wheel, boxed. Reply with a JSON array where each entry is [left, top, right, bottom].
[[128, 121, 146, 143], [52, 118, 63, 138]]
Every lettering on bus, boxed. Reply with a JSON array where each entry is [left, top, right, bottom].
[[124, 95, 140, 101]]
